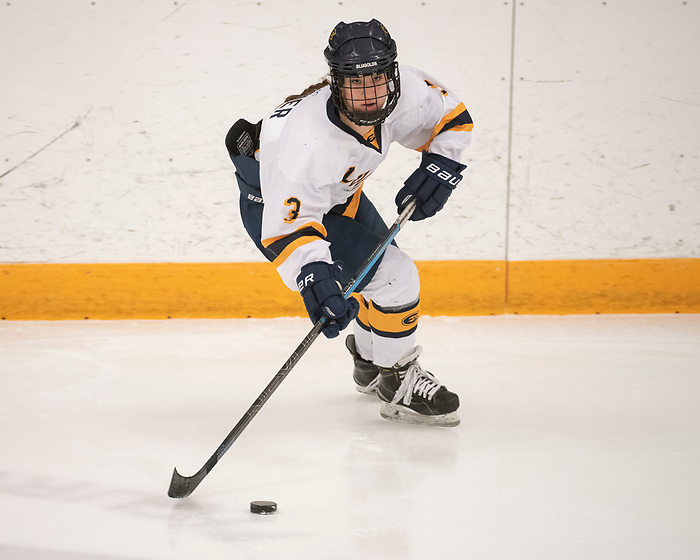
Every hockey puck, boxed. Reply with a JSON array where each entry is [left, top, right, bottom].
[[250, 500, 277, 515]]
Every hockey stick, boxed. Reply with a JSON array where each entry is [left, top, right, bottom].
[[167, 198, 418, 498]]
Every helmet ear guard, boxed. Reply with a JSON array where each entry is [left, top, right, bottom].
[[324, 19, 401, 126]]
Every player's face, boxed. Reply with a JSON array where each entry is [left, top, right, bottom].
[[340, 73, 389, 116]]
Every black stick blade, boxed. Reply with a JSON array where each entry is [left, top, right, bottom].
[[167, 466, 207, 499]]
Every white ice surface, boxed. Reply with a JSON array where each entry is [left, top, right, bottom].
[[1, 315, 699, 559]]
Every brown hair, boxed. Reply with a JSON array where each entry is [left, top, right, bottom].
[[284, 78, 330, 102]]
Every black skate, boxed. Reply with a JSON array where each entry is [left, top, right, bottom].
[[345, 335, 380, 394], [377, 347, 460, 427]]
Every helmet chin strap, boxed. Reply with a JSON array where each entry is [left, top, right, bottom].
[[338, 110, 374, 132], [344, 94, 389, 127]]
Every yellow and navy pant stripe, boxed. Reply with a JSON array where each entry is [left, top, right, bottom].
[[354, 295, 420, 339]]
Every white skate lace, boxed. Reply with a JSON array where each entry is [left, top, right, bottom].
[[365, 375, 381, 392], [391, 346, 441, 406]]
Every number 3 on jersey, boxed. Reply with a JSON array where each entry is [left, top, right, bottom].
[[283, 197, 301, 223]]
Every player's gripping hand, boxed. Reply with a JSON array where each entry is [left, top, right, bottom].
[[395, 151, 467, 221], [296, 261, 360, 339]]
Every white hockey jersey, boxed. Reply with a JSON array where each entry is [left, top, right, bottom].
[[257, 65, 473, 291]]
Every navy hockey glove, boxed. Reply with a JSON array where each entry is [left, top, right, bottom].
[[396, 151, 467, 221], [296, 261, 360, 339]]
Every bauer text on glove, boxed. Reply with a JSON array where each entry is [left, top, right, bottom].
[[395, 151, 467, 221], [296, 261, 360, 339]]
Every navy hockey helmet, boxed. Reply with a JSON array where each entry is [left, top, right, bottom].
[[324, 19, 401, 126]]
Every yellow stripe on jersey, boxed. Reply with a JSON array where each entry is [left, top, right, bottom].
[[262, 221, 328, 267], [416, 102, 473, 153], [447, 123, 474, 133], [341, 189, 363, 219], [261, 221, 327, 248], [272, 235, 319, 268], [368, 299, 420, 339]]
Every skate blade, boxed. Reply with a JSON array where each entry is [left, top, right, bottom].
[[379, 402, 460, 427]]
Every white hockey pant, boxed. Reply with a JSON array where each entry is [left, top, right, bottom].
[[354, 245, 420, 368]]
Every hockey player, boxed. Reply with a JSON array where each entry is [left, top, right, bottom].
[[226, 19, 473, 427]]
